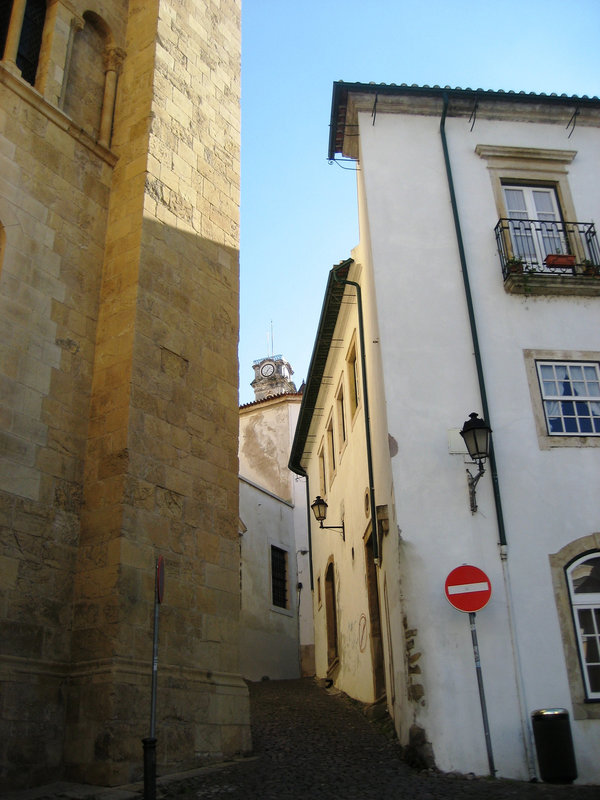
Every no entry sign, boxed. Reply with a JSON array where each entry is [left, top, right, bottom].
[[445, 565, 491, 613]]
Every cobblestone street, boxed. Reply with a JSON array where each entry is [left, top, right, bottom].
[[7, 678, 598, 800]]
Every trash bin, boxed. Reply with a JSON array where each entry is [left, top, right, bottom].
[[531, 708, 577, 784]]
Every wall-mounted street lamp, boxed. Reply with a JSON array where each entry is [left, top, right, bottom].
[[459, 412, 492, 514], [310, 496, 345, 541]]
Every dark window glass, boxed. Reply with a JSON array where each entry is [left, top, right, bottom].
[[0, 2, 13, 59], [17, 0, 46, 86], [271, 546, 287, 609]]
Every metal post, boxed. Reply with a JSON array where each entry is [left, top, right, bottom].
[[143, 559, 160, 800], [469, 612, 496, 776], [142, 737, 156, 800]]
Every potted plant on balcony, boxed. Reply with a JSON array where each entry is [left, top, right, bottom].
[[544, 251, 576, 268], [505, 256, 524, 275], [581, 259, 600, 276]]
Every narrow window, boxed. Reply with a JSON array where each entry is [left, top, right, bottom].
[[567, 552, 600, 700], [326, 417, 335, 477], [536, 361, 600, 436], [337, 383, 346, 446], [347, 342, 359, 418], [271, 545, 288, 609], [325, 562, 338, 666], [318, 445, 326, 496]]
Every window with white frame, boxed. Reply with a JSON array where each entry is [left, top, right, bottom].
[[503, 185, 566, 266], [567, 552, 600, 700], [536, 361, 600, 436]]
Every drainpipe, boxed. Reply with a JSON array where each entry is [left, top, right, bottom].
[[439, 93, 536, 779], [331, 266, 379, 564]]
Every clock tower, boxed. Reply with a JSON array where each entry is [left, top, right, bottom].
[[251, 355, 297, 401]]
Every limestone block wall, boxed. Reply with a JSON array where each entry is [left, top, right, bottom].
[[1, 0, 247, 790], [0, 69, 115, 788]]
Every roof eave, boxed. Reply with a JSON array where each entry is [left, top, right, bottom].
[[288, 258, 353, 475], [328, 81, 600, 161]]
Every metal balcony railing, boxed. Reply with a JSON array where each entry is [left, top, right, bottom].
[[494, 219, 600, 279]]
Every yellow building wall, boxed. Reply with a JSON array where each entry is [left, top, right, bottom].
[[0, 0, 247, 790]]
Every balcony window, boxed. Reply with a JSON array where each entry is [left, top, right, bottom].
[[495, 214, 600, 296]]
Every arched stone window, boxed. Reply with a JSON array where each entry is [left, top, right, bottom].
[[63, 12, 107, 142], [566, 551, 600, 701], [325, 560, 338, 669], [550, 534, 600, 718]]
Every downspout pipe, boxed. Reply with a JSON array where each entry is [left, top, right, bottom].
[[439, 92, 506, 547], [331, 266, 379, 563], [439, 92, 536, 779]]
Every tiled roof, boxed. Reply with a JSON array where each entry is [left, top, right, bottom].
[[288, 258, 353, 475], [239, 390, 303, 410], [329, 81, 600, 160]]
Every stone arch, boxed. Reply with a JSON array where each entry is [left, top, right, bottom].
[[62, 11, 124, 146], [63, 11, 107, 140]]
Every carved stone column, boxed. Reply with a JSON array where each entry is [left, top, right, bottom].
[[98, 46, 126, 148], [2, 0, 27, 77]]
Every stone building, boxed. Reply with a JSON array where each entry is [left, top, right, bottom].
[[290, 83, 600, 783], [0, 0, 249, 790]]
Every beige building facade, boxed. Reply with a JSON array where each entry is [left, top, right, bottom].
[[0, 0, 249, 790]]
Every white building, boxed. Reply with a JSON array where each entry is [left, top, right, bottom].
[[239, 357, 314, 679], [289, 84, 600, 783]]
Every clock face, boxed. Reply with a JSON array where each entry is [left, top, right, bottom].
[[260, 362, 275, 377]]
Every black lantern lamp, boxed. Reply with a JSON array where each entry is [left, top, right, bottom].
[[310, 496, 345, 540], [459, 413, 492, 513]]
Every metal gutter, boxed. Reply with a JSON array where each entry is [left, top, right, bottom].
[[331, 266, 379, 563], [439, 92, 507, 547], [439, 92, 536, 779]]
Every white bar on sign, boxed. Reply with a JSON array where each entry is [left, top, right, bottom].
[[448, 581, 489, 595]]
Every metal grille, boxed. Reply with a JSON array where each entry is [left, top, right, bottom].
[[17, 0, 46, 86], [494, 218, 599, 278], [271, 546, 287, 609]]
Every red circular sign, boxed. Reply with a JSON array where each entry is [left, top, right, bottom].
[[445, 565, 491, 613]]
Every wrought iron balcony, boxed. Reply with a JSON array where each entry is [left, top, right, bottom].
[[494, 218, 600, 295]]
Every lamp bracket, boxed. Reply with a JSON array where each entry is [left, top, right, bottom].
[[466, 460, 485, 513], [319, 520, 345, 541]]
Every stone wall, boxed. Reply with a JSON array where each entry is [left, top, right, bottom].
[[0, 0, 247, 789]]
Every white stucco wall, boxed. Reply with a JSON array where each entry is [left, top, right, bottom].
[[238, 394, 314, 679], [355, 102, 600, 782], [239, 479, 299, 680]]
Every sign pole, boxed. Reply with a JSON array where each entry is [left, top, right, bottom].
[[445, 565, 495, 778], [469, 611, 496, 777], [143, 556, 164, 800]]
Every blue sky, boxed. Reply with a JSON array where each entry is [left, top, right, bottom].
[[238, 0, 600, 404]]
